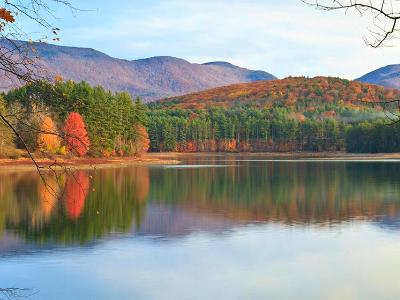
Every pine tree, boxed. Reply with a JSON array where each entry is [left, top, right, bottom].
[[0, 96, 14, 156]]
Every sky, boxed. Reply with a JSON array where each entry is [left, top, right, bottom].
[[21, 0, 400, 79]]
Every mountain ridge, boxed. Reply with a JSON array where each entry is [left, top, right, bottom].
[[357, 64, 400, 89], [0, 41, 277, 101]]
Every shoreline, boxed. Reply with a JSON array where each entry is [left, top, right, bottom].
[[0, 156, 181, 172], [2, 151, 400, 172], [146, 151, 400, 160]]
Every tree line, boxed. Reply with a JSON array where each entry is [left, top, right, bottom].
[[1, 80, 149, 158], [146, 105, 398, 153], [2, 79, 400, 157]]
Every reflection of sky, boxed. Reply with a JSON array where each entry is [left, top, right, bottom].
[[1, 223, 400, 300]]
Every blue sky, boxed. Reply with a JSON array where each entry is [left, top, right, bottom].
[[22, 0, 400, 79]]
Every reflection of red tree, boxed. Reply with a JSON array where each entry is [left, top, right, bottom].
[[65, 171, 90, 219]]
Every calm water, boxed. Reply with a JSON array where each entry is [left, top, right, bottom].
[[1, 155, 400, 299]]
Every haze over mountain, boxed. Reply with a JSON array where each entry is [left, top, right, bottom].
[[0, 41, 277, 101], [357, 64, 400, 89]]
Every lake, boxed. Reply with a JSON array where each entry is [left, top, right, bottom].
[[1, 155, 400, 300]]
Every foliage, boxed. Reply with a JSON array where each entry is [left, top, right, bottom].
[[5, 80, 148, 157], [147, 106, 352, 152], [38, 116, 60, 154], [128, 125, 150, 156], [64, 112, 90, 157], [146, 76, 400, 153], [156, 76, 398, 110], [346, 120, 400, 153], [0, 96, 14, 157], [3, 77, 400, 155]]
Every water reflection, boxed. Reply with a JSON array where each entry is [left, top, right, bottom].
[[0, 161, 400, 246], [0, 167, 149, 247], [148, 161, 400, 226], [64, 171, 89, 220]]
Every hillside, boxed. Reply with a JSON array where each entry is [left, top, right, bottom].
[[147, 76, 400, 154], [357, 64, 400, 89], [157, 76, 399, 109], [0, 41, 276, 101]]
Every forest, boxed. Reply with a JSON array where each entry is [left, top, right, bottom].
[[1, 80, 150, 158], [146, 105, 400, 153], [1, 77, 400, 157]]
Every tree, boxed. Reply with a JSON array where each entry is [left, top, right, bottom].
[[38, 116, 60, 154], [0, 96, 14, 157], [64, 112, 90, 157], [305, 0, 400, 47], [0, 0, 74, 171], [129, 125, 150, 156]]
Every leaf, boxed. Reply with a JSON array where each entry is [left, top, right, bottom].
[[0, 8, 15, 23]]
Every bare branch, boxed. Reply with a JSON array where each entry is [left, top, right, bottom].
[[304, 0, 400, 47]]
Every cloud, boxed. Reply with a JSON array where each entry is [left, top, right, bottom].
[[56, 0, 400, 79]]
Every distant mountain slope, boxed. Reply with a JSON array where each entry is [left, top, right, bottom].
[[357, 64, 400, 89], [0, 41, 277, 101], [157, 76, 399, 109]]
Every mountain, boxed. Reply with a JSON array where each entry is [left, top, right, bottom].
[[157, 76, 399, 109], [0, 41, 277, 101], [357, 64, 400, 89]]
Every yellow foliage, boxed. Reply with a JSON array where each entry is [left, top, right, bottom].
[[38, 116, 60, 154], [57, 146, 67, 155]]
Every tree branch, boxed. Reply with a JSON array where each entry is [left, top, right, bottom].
[[304, 0, 400, 47]]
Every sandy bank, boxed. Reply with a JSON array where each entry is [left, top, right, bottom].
[[0, 155, 180, 172]]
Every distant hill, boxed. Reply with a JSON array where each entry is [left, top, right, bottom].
[[0, 41, 276, 101], [357, 64, 400, 89], [157, 76, 399, 109]]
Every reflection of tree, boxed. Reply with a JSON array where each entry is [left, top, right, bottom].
[[148, 162, 400, 224], [132, 167, 150, 203], [39, 175, 63, 219], [0, 173, 18, 237], [13, 175, 43, 229], [64, 171, 89, 220], [0, 167, 150, 245], [131, 167, 150, 229]]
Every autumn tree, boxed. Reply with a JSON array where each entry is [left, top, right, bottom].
[[129, 125, 150, 156], [64, 112, 90, 157], [38, 116, 60, 154]]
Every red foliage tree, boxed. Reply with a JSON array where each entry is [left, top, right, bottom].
[[64, 171, 90, 220], [64, 112, 90, 157]]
